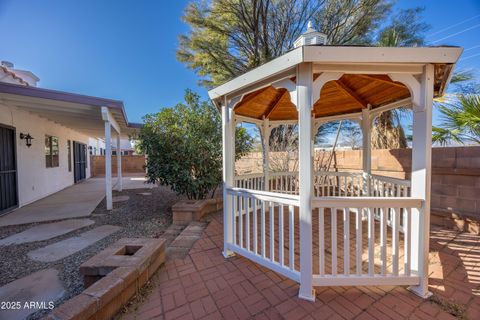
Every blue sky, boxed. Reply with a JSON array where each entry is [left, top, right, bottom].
[[0, 0, 479, 125]]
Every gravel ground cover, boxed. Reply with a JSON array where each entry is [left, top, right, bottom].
[[0, 185, 184, 320]]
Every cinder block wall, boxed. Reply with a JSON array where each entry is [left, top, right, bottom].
[[236, 146, 480, 229], [90, 155, 146, 177]]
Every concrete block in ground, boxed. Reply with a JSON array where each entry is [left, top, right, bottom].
[[112, 195, 129, 202], [0, 219, 94, 246], [27, 225, 121, 262], [0, 269, 65, 320]]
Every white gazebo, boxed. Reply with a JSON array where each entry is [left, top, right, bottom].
[[208, 28, 462, 301]]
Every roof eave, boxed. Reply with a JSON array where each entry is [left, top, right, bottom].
[[208, 46, 464, 102], [208, 47, 303, 102], [0, 81, 132, 133]]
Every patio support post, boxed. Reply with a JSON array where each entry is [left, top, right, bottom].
[[297, 62, 315, 301], [222, 97, 235, 258], [116, 133, 123, 192], [361, 108, 372, 195], [104, 121, 112, 210], [262, 117, 271, 191], [409, 64, 434, 298]]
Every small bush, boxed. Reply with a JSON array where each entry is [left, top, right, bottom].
[[137, 90, 253, 200]]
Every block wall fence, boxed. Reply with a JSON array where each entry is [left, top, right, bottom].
[[90, 155, 146, 177], [236, 146, 480, 231]]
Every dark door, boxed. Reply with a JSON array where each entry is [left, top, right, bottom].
[[0, 124, 18, 214], [73, 142, 87, 183]]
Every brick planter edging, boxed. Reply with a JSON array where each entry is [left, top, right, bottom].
[[172, 197, 223, 225], [44, 238, 165, 320]]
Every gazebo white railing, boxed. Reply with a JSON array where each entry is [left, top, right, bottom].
[[235, 171, 411, 197], [211, 40, 462, 301], [225, 187, 421, 286]]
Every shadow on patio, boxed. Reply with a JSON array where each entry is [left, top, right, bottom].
[[123, 211, 479, 320]]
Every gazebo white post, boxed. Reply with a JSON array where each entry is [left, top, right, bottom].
[[409, 64, 434, 298], [262, 117, 271, 191], [297, 62, 315, 301], [116, 133, 123, 192], [104, 122, 113, 210], [222, 97, 236, 258], [361, 108, 372, 196]]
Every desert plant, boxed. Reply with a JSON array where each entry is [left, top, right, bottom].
[[137, 90, 253, 199], [433, 95, 480, 146]]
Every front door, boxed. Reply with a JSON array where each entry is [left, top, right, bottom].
[[73, 142, 87, 183], [0, 124, 18, 214]]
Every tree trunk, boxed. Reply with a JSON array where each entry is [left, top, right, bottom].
[[371, 110, 408, 149]]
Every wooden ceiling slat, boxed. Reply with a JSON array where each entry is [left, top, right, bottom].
[[356, 74, 407, 89], [265, 90, 288, 118], [333, 80, 368, 108], [234, 86, 270, 110], [233, 74, 412, 121]]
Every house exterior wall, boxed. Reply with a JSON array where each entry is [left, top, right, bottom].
[[88, 137, 105, 155], [0, 103, 92, 207], [88, 137, 133, 156]]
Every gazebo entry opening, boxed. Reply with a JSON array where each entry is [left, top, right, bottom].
[[209, 44, 462, 302]]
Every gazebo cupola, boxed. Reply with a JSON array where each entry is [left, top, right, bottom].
[[294, 21, 327, 48]]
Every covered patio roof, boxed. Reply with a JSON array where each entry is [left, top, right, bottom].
[[0, 81, 141, 138], [208, 45, 463, 121]]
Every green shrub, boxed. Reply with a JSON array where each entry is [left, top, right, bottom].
[[137, 90, 253, 199]]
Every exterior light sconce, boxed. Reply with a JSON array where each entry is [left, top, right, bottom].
[[20, 133, 34, 148]]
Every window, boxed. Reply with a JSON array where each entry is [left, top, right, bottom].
[[67, 140, 72, 172], [45, 135, 59, 168]]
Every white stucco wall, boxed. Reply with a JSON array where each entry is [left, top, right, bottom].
[[0, 103, 92, 207], [88, 137, 105, 155]]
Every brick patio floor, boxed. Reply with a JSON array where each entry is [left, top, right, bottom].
[[124, 212, 480, 320]]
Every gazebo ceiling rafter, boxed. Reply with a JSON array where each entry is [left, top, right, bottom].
[[232, 73, 415, 121], [356, 74, 408, 89], [332, 79, 369, 108], [265, 90, 288, 119]]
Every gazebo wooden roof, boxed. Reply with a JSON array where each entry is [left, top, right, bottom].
[[209, 45, 461, 122], [234, 73, 412, 120]]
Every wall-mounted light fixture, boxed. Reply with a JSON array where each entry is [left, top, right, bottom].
[[20, 133, 34, 148]]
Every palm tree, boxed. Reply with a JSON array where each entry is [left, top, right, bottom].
[[371, 8, 429, 149], [433, 95, 480, 146]]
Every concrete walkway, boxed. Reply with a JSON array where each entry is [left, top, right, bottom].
[[0, 178, 105, 227], [0, 269, 65, 320], [0, 219, 94, 246], [0, 175, 154, 227], [28, 225, 121, 262]]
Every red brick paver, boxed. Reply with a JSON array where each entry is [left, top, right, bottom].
[[124, 213, 480, 320]]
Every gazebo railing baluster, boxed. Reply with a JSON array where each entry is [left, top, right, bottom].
[[311, 196, 421, 287]]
